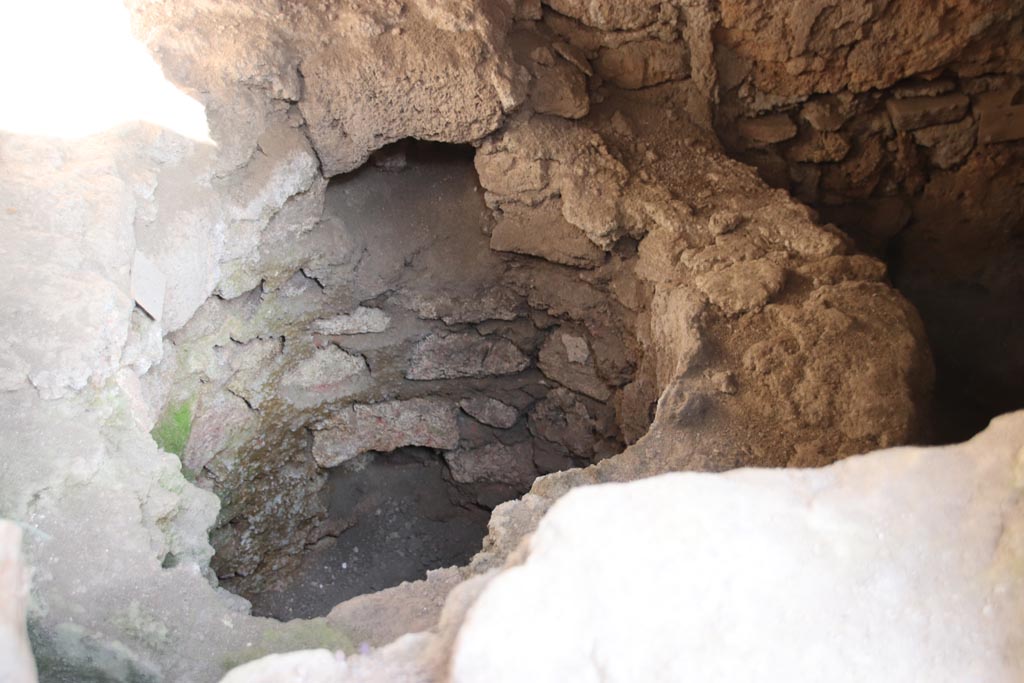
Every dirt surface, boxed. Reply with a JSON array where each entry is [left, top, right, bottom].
[[249, 448, 490, 620]]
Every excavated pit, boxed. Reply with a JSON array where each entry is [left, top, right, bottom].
[[249, 447, 491, 620], [158, 141, 637, 617], [5, 3, 1022, 681]]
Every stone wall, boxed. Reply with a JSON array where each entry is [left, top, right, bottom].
[[151, 143, 633, 596], [712, 1, 1024, 436]]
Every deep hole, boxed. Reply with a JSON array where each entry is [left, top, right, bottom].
[[195, 138, 635, 619], [248, 447, 491, 620]]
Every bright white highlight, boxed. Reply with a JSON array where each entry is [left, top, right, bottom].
[[0, 0, 210, 142]]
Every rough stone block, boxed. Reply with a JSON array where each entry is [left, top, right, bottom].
[[528, 388, 598, 458], [891, 78, 955, 99], [474, 148, 549, 197], [401, 288, 521, 326], [184, 392, 259, 474], [553, 41, 592, 76], [977, 103, 1024, 143], [279, 346, 369, 409], [490, 202, 604, 268], [786, 130, 851, 163], [912, 116, 977, 168], [311, 307, 390, 335], [595, 40, 690, 90], [312, 398, 459, 468], [443, 442, 535, 486], [529, 61, 589, 119], [226, 338, 284, 410], [800, 97, 848, 132], [737, 113, 798, 146], [460, 396, 519, 429], [407, 333, 529, 380], [297, 11, 526, 175], [695, 259, 787, 316], [537, 330, 611, 401], [544, 0, 661, 30], [885, 93, 970, 131]]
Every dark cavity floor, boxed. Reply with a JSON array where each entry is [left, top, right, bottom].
[[249, 447, 489, 620]]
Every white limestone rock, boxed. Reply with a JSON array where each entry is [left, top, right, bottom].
[[119, 308, 165, 375], [225, 337, 284, 411], [450, 412, 1024, 683], [0, 386, 263, 683], [216, 125, 326, 298], [130, 250, 167, 322], [0, 133, 137, 399], [130, 140, 225, 334]]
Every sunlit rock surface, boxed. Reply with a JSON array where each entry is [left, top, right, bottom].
[[449, 412, 1024, 683]]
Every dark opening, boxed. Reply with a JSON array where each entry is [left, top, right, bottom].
[[201, 138, 629, 619], [248, 447, 490, 620]]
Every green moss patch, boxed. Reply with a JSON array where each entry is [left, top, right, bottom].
[[151, 400, 194, 457]]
